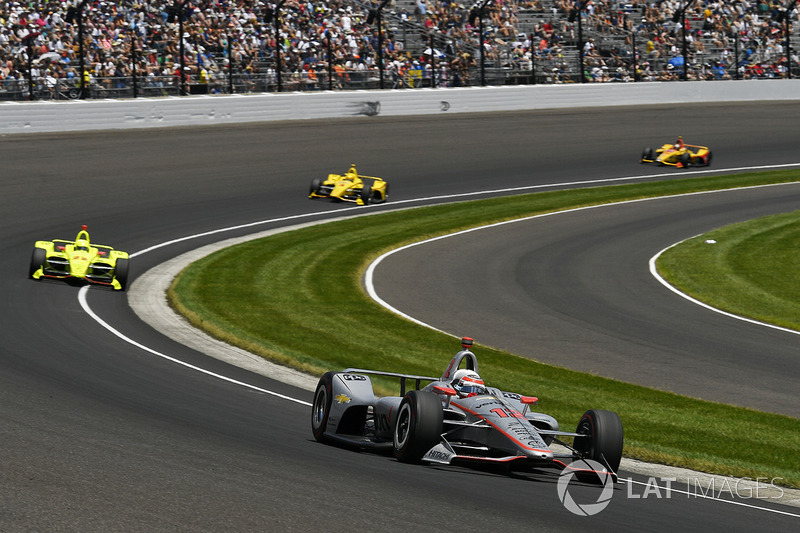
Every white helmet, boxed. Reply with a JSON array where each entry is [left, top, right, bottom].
[[452, 369, 485, 397]]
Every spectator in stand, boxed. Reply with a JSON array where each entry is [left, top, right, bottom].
[[415, 0, 427, 23]]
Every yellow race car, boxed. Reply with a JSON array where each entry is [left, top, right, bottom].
[[641, 137, 712, 168], [309, 164, 388, 205], [29, 225, 130, 291]]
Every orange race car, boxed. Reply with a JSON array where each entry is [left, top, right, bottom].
[[641, 137, 712, 168]]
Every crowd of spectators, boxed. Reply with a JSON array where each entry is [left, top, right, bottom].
[[570, 0, 800, 81], [0, 1, 797, 99]]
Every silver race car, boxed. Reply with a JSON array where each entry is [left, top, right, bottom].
[[311, 337, 623, 481]]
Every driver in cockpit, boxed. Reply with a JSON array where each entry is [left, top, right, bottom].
[[451, 369, 486, 398]]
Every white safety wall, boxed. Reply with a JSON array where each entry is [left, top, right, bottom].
[[2, 79, 798, 134]]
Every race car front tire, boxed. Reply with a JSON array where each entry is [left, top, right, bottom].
[[680, 152, 691, 167], [393, 390, 443, 463], [309, 178, 322, 196], [29, 248, 46, 278], [641, 147, 654, 161], [115, 258, 130, 291], [574, 409, 623, 482], [311, 372, 336, 443]]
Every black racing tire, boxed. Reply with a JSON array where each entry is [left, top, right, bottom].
[[393, 390, 443, 463], [115, 258, 129, 291], [641, 147, 653, 162], [360, 184, 372, 205], [680, 151, 691, 167], [705, 151, 713, 166], [311, 372, 336, 443], [574, 409, 623, 481], [29, 247, 46, 279], [309, 178, 322, 196]]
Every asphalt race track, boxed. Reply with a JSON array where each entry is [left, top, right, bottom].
[[2, 102, 799, 531]]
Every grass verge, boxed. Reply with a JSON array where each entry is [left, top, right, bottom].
[[657, 210, 800, 330], [169, 170, 800, 488]]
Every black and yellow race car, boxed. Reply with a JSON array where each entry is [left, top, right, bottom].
[[309, 164, 388, 205], [29, 225, 130, 291]]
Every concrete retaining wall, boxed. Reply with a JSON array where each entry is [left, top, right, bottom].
[[2, 79, 798, 134]]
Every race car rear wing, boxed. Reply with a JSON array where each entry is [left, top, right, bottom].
[[342, 368, 438, 396]]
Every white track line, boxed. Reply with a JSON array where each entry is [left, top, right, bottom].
[[622, 478, 800, 518], [650, 240, 800, 336], [77, 285, 310, 405]]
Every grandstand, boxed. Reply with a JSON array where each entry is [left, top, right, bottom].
[[1, 1, 797, 100]]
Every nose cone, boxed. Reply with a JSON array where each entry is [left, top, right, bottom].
[[528, 448, 554, 461], [499, 418, 554, 460], [331, 181, 353, 198], [70, 251, 91, 277]]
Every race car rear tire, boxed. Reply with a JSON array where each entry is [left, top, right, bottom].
[[393, 390, 443, 463], [311, 372, 336, 443], [574, 409, 623, 482], [115, 258, 129, 291], [309, 178, 322, 195], [29, 248, 46, 278], [680, 152, 691, 167], [705, 151, 713, 166]]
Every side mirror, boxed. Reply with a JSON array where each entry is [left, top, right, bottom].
[[520, 395, 538, 415], [433, 385, 457, 408]]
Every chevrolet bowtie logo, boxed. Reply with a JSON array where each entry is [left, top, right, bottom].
[[335, 394, 351, 404]]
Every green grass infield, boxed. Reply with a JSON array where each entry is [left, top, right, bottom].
[[658, 210, 800, 331], [169, 170, 800, 488]]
